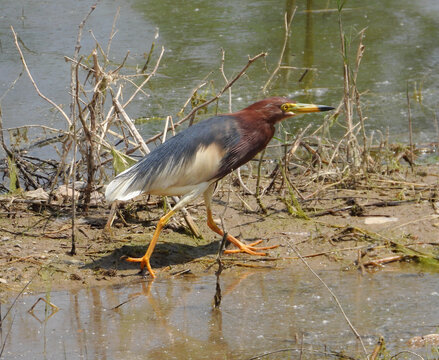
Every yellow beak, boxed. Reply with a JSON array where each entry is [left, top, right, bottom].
[[282, 102, 334, 116]]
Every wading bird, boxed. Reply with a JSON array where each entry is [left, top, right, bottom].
[[106, 97, 333, 277]]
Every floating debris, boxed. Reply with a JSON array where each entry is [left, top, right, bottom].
[[407, 333, 439, 348], [364, 216, 398, 225]]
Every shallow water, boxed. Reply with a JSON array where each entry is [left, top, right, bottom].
[[1, 0, 439, 153], [2, 269, 438, 359]]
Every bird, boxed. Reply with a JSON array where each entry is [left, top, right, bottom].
[[105, 97, 334, 278]]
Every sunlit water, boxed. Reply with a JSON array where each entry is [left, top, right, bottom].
[[1, 0, 439, 154], [2, 269, 438, 359]]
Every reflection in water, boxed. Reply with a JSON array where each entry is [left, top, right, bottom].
[[302, 0, 315, 92], [2, 269, 438, 359]]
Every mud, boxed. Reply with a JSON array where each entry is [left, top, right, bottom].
[[0, 166, 438, 298]]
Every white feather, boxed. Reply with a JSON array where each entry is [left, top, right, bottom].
[[105, 171, 143, 202], [105, 142, 225, 202]]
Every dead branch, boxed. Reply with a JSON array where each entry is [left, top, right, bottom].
[[144, 52, 267, 145], [123, 46, 165, 108], [262, 7, 297, 93], [11, 26, 71, 126], [112, 87, 150, 155], [362, 255, 406, 267]]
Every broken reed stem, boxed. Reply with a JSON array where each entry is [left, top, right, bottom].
[[262, 7, 297, 93], [141, 40, 156, 73], [162, 116, 171, 143], [76, 55, 96, 212], [406, 82, 415, 170], [337, 4, 360, 168], [289, 244, 367, 356], [236, 168, 255, 195], [280, 164, 308, 219], [68, 0, 97, 250], [266, 125, 312, 194], [123, 46, 165, 108], [144, 52, 267, 145], [255, 150, 267, 214], [67, 3, 97, 233], [220, 48, 232, 113], [112, 87, 150, 155], [177, 80, 209, 118], [369, 336, 385, 360], [352, 28, 368, 171], [70, 60, 80, 256], [105, 6, 120, 60], [171, 196, 202, 238]]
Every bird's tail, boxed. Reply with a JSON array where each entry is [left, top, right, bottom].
[[105, 169, 144, 202]]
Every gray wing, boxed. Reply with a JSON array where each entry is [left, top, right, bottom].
[[105, 115, 241, 202]]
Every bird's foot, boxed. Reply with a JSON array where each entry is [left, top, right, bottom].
[[224, 239, 278, 256], [122, 255, 156, 278]]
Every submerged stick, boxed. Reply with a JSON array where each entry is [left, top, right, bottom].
[[213, 230, 228, 309], [289, 243, 367, 355], [0, 264, 44, 357]]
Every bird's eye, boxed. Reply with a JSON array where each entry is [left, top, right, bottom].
[[281, 104, 289, 112]]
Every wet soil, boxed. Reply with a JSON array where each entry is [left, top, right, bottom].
[[1, 166, 438, 299]]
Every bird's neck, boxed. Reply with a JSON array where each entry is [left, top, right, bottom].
[[236, 111, 276, 151]]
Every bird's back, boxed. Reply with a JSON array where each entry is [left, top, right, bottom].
[[105, 115, 242, 202]]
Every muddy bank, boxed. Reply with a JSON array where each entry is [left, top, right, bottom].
[[0, 166, 438, 298]]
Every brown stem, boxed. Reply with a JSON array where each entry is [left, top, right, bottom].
[[144, 52, 267, 145]]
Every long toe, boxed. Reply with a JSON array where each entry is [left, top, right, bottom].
[[224, 248, 266, 255], [224, 241, 279, 255], [247, 242, 279, 251], [124, 255, 156, 278]]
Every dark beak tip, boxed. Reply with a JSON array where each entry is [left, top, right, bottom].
[[318, 105, 335, 112]]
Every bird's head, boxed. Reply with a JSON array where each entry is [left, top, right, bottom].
[[242, 97, 334, 124]]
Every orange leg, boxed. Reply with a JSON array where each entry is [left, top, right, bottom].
[[124, 183, 212, 278], [203, 184, 278, 255], [125, 208, 176, 278]]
